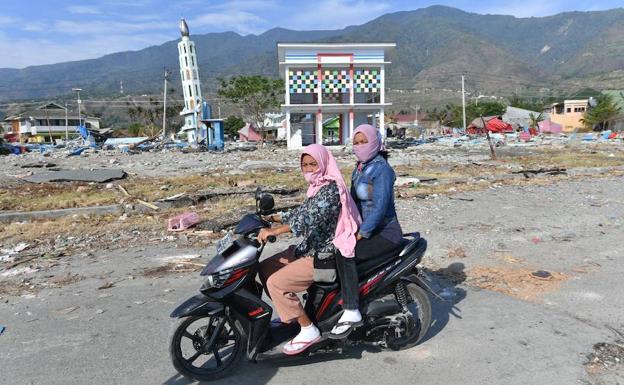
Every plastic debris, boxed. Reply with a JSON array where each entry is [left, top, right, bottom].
[[168, 212, 201, 232]]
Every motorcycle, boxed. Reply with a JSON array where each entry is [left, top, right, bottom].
[[169, 188, 432, 382]]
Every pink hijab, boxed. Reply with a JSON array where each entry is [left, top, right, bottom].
[[301, 144, 361, 258], [353, 124, 384, 164]]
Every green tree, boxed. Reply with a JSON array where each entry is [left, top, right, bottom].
[[508, 95, 553, 112], [581, 93, 622, 131], [217, 76, 283, 137], [127, 123, 142, 136], [223, 115, 245, 138], [438, 100, 506, 128], [528, 112, 545, 130]]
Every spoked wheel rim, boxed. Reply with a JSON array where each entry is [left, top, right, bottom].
[[172, 315, 242, 377], [387, 280, 432, 350]]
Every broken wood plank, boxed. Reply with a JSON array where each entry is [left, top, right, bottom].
[[3, 254, 40, 270], [118, 185, 131, 197], [136, 199, 159, 211]]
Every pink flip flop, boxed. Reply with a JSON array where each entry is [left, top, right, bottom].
[[282, 335, 322, 355]]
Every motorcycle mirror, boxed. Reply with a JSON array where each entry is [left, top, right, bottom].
[[258, 193, 275, 213], [254, 187, 263, 201]]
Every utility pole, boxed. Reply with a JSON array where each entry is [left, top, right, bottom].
[[44, 104, 53, 143], [162, 68, 170, 138], [461, 75, 467, 131], [72, 88, 83, 128], [65, 102, 69, 141]]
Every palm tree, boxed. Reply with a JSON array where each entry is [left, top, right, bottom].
[[581, 94, 622, 131], [528, 112, 544, 129]]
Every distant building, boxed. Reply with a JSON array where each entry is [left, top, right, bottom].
[[278, 42, 395, 149], [548, 99, 588, 132], [262, 113, 287, 141], [2, 102, 100, 143], [503, 106, 549, 129], [238, 123, 262, 142]]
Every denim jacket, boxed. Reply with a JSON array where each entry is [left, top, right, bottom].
[[351, 154, 402, 242]]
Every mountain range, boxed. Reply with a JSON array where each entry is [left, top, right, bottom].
[[1, 5, 623, 105]]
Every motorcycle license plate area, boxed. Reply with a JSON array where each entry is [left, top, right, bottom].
[[216, 231, 235, 255]]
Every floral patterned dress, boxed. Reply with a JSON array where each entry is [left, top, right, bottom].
[[281, 181, 341, 259]]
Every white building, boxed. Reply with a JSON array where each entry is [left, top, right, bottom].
[[177, 18, 203, 142], [277, 43, 395, 149], [3, 102, 100, 143]]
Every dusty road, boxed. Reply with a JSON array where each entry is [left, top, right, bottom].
[[2, 174, 623, 385]]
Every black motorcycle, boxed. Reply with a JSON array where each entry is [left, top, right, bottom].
[[169, 189, 432, 382]]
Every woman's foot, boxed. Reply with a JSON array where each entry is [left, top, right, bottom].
[[282, 324, 321, 355], [329, 309, 363, 339]]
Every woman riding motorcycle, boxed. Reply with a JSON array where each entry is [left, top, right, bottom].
[[331, 124, 404, 338], [258, 144, 360, 354]]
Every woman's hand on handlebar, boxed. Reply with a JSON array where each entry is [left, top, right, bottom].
[[258, 228, 277, 243]]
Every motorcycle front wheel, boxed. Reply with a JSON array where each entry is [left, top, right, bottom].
[[169, 313, 244, 382]]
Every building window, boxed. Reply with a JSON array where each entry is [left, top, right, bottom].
[[321, 69, 350, 104], [185, 56, 188, 66], [567, 107, 571, 113], [190, 45, 193, 54], [353, 68, 381, 103], [195, 84, 199, 96], [191, 56, 195, 66], [288, 69, 318, 94], [189, 85, 193, 97], [183, 45, 186, 54]]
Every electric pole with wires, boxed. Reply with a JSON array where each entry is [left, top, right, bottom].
[[162, 67, 171, 138]]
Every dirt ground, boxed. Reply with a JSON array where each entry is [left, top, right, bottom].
[[1, 139, 624, 384]]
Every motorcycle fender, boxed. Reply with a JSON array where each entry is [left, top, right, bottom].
[[401, 273, 437, 297], [170, 294, 224, 318]]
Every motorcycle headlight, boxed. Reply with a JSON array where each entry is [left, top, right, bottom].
[[201, 267, 249, 290]]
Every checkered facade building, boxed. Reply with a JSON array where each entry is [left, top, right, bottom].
[[289, 68, 380, 94], [288, 70, 318, 94], [354, 69, 381, 93]]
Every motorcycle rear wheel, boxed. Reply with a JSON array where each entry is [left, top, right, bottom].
[[387, 278, 432, 350], [169, 314, 244, 382]]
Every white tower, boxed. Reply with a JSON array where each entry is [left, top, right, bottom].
[[177, 18, 203, 142]]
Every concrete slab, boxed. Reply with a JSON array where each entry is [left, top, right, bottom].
[[22, 169, 126, 183]]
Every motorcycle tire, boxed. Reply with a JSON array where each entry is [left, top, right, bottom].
[[387, 279, 432, 351], [169, 314, 244, 382]]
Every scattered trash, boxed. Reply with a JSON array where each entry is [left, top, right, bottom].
[[0, 325, 5, 335], [585, 342, 624, 374], [168, 212, 201, 232], [531, 236, 542, 244], [531, 270, 553, 280], [97, 281, 115, 290]]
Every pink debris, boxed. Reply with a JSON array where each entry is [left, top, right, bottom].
[[168, 212, 201, 232]]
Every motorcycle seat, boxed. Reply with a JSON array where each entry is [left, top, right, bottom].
[[356, 233, 421, 279]]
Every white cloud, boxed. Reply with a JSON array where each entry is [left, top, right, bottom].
[[0, 15, 19, 25], [284, 0, 392, 30], [191, 10, 267, 35], [52, 20, 167, 35], [22, 23, 47, 32], [67, 5, 102, 15], [0, 31, 171, 68]]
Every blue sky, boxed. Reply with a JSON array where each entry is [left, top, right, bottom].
[[1, 0, 622, 68]]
